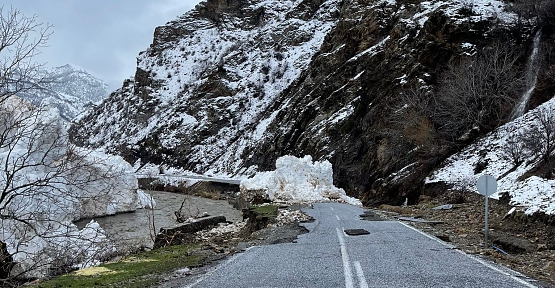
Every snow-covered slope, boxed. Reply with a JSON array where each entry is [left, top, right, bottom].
[[18, 64, 108, 121], [71, 0, 553, 205], [71, 0, 342, 174], [427, 98, 555, 215]]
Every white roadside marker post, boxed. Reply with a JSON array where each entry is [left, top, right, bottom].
[[476, 174, 497, 249]]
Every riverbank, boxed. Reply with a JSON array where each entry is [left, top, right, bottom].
[[34, 202, 312, 287], [74, 191, 243, 251]]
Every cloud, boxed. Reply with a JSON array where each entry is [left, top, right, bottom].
[[2, 0, 200, 92]]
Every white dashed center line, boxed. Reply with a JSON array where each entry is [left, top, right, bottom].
[[336, 227, 354, 288], [354, 261, 368, 288]]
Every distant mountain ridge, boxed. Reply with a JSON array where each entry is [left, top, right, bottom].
[[18, 64, 108, 121]]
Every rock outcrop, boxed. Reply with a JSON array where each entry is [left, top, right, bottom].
[[153, 216, 227, 248]]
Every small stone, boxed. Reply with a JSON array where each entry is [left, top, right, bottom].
[[544, 261, 555, 272], [436, 234, 451, 242]]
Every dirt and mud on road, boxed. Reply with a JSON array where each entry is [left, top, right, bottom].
[[376, 191, 555, 287], [157, 204, 314, 288]]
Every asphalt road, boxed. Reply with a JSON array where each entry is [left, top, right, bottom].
[[183, 203, 538, 288]]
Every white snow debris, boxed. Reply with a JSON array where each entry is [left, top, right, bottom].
[[196, 221, 247, 241], [240, 155, 362, 206], [270, 209, 313, 227]]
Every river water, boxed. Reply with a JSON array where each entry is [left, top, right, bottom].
[[75, 191, 243, 250]]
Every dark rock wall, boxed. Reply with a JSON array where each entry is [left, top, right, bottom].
[[247, 0, 538, 204]]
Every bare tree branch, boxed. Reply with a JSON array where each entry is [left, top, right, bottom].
[[0, 7, 133, 284], [431, 42, 525, 142], [0, 6, 53, 104]]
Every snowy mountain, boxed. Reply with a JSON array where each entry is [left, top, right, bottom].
[[70, 0, 555, 211], [71, 0, 342, 172], [18, 64, 108, 121]]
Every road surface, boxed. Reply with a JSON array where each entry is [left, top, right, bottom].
[[184, 203, 538, 288]]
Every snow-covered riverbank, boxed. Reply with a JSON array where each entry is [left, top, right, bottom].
[[0, 97, 154, 278]]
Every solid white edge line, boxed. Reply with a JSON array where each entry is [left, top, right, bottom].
[[336, 227, 354, 288], [397, 221, 454, 247], [397, 221, 537, 288], [183, 246, 256, 288], [354, 261, 368, 288], [453, 249, 536, 288]]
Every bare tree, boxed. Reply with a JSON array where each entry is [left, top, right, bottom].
[[385, 86, 440, 163], [522, 106, 555, 173], [141, 170, 159, 244], [501, 137, 526, 166], [0, 7, 137, 283], [0, 6, 52, 103], [0, 98, 124, 281], [431, 42, 525, 142]]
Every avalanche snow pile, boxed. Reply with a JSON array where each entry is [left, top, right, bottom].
[[0, 97, 153, 278], [426, 97, 555, 215], [240, 156, 361, 206]]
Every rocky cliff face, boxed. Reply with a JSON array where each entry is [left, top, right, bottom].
[[70, 0, 342, 170], [70, 0, 555, 204]]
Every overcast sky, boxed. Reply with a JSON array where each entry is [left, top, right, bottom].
[[4, 0, 201, 92]]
